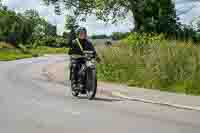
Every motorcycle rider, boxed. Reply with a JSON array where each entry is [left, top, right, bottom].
[[68, 27, 100, 90]]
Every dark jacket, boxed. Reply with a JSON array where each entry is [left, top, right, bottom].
[[68, 38, 96, 56]]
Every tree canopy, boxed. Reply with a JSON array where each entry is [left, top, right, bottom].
[[0, 5, 58, 47], [42, 0, 177, 34]]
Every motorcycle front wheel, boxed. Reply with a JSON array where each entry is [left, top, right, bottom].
[[86, 68, 97, 100], [71, 81, 79, 97]]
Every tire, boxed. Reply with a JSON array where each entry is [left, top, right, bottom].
[[86, 68, 97, 100], [71, 82, 79, 97], [70, 65, 79, 97], [72, 90, 79, 97]]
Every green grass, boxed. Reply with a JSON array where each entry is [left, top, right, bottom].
[[30, 46, 68, 57], [97, 33, 200, 95], [0, 43, 68, 61], [0, 49, 32, 61]]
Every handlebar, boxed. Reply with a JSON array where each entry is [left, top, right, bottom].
[[70, 51, 95, 60], [83, 51, 95, 55]]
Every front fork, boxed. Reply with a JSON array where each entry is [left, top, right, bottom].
[[70, 62, 86, 90]]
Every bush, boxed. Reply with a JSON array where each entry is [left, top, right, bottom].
[[18, 44, 31, 54], [122, 32, 165, 47], [112, 32, 129, 40], [30, 46, 68, 55], [34, 36, 68, 48], [91, 34, 108, 39], [0, 42, 15, 49]]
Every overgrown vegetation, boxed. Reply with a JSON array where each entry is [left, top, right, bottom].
[[97, 33, 200, 95]]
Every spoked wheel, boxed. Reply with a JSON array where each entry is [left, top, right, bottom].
[[86, 69, 97, 100], [72, 90, 79, 97], [71, 82, 79, 97], [70, 68, 79, 97]]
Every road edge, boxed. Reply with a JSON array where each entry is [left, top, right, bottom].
[[112, 92, 200, 112]]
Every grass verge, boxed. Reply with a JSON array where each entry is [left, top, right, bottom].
[[30, 46, 68, 56], [97, 34, 200, 95], [0, 43, 68, 61], [0, 49, 32, 61]]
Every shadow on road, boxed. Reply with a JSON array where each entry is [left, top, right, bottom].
[[94, 97, 122, 102], [76, 96, 122, 102]]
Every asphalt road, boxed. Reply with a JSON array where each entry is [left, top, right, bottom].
[[0, 55, 200, 133]]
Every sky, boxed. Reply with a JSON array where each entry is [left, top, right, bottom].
[[1, 0, 200, 35]]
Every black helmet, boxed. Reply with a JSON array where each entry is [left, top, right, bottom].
[[77, 27, 87, 34]]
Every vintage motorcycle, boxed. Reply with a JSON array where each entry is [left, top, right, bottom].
[[70, 51, 97, 100]]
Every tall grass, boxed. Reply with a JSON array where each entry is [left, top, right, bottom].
[[97, 33, 200, 95]]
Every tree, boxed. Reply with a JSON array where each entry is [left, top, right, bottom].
[[23, 9, 57, 42], [24, 9, 40, 20], [0, 0, 2, 9], [197, 19, 200, 32], [42, 0, 177, 34], [111, 32, 129, 40], [23, 10, 42, 41], [156, 0, 177, 35], [0, 10, 33, 46], [23, 10, 45, 39], [91, 34, 108, 39], [65, 15, 79, 31], [46, 23, 57, 36], [0, 6, 58, 46], [64, 15, 79, 45], [62, 31, 69, 38]]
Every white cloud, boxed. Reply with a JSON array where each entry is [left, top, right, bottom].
[[176, 0, 200, 24], [2, 0, 200, 35]]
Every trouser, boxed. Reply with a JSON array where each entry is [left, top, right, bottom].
[[70, 58, 85, 84]]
